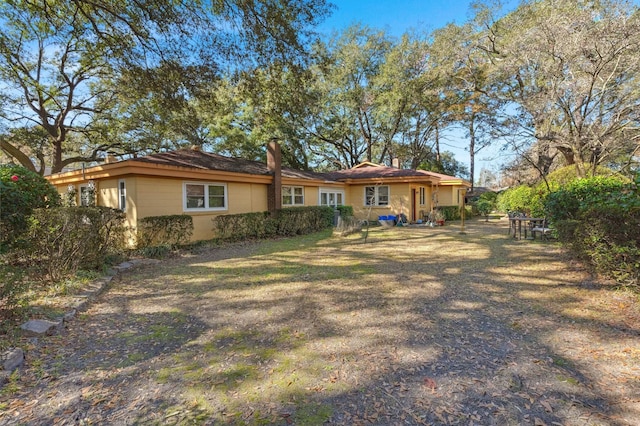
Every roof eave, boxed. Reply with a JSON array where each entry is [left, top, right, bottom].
[[45, 160, 273, 185]]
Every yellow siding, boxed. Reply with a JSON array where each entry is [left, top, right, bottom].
[[305, 187, 319, 206], [135, 177, 182, 217], [130, 177, 269, 242], [97, 179, 119, 209], [435, 185, 466, 207], [348, 183, 412, 220], [229, 182, 268, 213]]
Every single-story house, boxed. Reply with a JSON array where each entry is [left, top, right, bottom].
[[45, 141, 470, 243]]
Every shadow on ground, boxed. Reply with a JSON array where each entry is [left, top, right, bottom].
[[1, 219, 638, 425]]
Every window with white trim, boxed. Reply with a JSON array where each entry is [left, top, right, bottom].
[[118, 179, 126, 211], [79, 181, 96, 207], [419, 187, 426, 206], [282, 186, 304, 206], [364, 186, 389, 206], [184, 182, 227, 211], [320, 190, 344, 207]]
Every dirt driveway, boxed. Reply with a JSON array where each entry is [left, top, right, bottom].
[[1, 219, 639, 425]]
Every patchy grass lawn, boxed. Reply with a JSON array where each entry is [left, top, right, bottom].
[[1, 218, 639, 425]]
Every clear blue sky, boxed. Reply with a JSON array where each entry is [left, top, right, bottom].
[[319, 0, 497, 37], [317, 1, 521, 180]]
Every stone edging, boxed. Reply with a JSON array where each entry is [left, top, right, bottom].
[[0, 258, 161, 386]]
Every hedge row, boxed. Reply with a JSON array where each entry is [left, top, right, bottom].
[[137, 215, 193, 249], [549, 174, 640, 288], [496, 166, 639, 289], [436, 205, 468, 221], [212, 206, 334, 241], [21, 207, 126, 282]]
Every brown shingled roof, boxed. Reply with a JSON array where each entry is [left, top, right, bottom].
[[129, 149, 466, 184], [135, 149, 323, 181], [322, 165, 443, 182], [135, 149, 271, 175]]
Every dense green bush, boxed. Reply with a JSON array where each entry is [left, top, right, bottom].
[[543, 164, 622, 189], [548, 173, 639, 288], [437, 205, 463, 221], [572, 207, 639, 287], [0, 263, 27, 311], [137, 215, 193, 249], [497, 185, 537, 215], [336, 205, 354, 218], [0, 165, 61, 249], [213, 206, 334, 241], [476, 199, 493, 220], [23, 207, 125, 282], [545, 175, 630, 221], [474, 192, 498, 219], [497, 165, 628, 218]]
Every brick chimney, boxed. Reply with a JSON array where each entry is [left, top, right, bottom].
[[267, 139, 282, 212]]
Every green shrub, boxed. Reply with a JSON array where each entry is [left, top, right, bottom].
[[140, 244, 172, 259], [554, 219, 581, 244], [573, 206, 639, 287], [137, 215, 193, 249], [213, 206, 334, 241], [0, 263, 28, 311], [498, 165, 627, 219], [476, 199, 493, 219], [549, 173, 639, 288], [336, 205, 354, 218], [436, 205, 462, 221], [23, 207, 125, 282], [497, 185, 536, 215], [544, 164, 626, 189], [0, 165, 61, 249], [545, 175, 630, 221]]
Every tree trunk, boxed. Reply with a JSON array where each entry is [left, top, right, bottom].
[[469, 115, 475, 192], [0, 140, 37, 173], [435, 123, 441, 164], [52, 139, 64, 174]]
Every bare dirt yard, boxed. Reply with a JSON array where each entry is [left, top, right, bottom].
[[1, 218, 639, 425]]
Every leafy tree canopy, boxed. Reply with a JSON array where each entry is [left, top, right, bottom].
[[0, 0, 332, 173]]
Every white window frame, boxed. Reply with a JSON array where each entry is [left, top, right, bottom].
[[118, 179, 126, 211], [183, 182, 228, 212], [78, 183, 94, 207], [282, 186, 304, 206], [419, 187, 426, 206], [319, 189, 345, 207], [364, 185, 389, 206]]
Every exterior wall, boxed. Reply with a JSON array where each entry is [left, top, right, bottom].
[[96, 179, 119, 209], [304, 186, 319, 206], [347, 183, 412, 221], [132, 177, 269, 242], [435, 185, 466, 207]]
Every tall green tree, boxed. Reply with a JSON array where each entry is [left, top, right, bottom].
[[481, 0, 640, 178], [431, 19, 498, 191], [0, 0, 332, 174]]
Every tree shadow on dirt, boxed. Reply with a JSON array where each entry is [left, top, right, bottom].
[[2, 219, 638, 425]]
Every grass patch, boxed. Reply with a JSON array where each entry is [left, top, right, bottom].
[[556, 374, 580, 385], [293, 402, 334, 425]]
